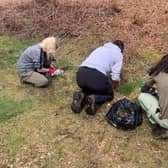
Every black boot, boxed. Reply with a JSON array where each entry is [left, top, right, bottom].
[[85, 95, 97, 115], [71, 91, 86, 113], [152, 125, 168, 139]]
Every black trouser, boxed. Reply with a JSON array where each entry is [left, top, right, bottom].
[[77, 67, 114, 104]]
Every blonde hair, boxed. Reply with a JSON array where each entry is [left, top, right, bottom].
[[39, 37, 58, 54]]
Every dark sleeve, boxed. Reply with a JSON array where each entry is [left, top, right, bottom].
[[145, 78, 155, 86], [141, 78, 155, 93]]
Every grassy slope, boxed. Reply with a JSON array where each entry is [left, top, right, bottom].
[[0, 35, 168, 168]]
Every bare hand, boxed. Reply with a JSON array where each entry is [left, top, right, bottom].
[[112, 81, 120, 89]]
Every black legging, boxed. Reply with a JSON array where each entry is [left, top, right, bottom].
[[77, 66, 114, 104]]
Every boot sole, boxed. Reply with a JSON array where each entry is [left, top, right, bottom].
[[85, 96, 96, 115], [71, 92, 85, 113]]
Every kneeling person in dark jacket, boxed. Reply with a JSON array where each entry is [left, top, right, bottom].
[[71, 40, 124, 115]]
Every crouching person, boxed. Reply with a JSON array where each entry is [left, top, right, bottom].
[[138, 54, 168, 139], [17, 37, 62, 87], [71, 40, 124, 115]]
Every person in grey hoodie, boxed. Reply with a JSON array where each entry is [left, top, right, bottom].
[[71, 40, 124, 115], [17, 37, 58, 87]]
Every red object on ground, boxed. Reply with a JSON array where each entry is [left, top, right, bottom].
[[48, 68, 57, 74]]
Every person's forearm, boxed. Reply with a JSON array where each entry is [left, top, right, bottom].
[[37, 68, 49, 73]]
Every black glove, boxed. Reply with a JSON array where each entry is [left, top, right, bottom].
[[141, 84, 159, 99], [141, 84, 151, 93]]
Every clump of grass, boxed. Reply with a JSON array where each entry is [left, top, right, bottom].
[[0, 96, 33, 122], [119, 78, 143, 96], [56, 58, 73, 70], [140, 49, 161, 64], [119, 83, 135, 95], [141, 49, 160, 58]]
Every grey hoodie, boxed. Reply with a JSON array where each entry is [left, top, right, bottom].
[[17, 45, 42, 76]]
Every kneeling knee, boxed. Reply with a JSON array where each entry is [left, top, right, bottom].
[[35, 79, 49, 88]]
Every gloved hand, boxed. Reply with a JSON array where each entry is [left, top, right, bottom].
[[141, 84, 158, 99], [48, 67, 64, 76], [141, 84, 151, 93]]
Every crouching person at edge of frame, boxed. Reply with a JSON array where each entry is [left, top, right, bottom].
[[71, 40, 124, 115], [138, 54, 168, 139], [17, 37, 63, 88]]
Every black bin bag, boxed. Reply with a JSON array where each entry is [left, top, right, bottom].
[[105, 98, 143, 130]]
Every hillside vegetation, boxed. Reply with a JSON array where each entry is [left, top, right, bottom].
[[0, 0, 168, 167]]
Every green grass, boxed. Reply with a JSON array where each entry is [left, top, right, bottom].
[[56, 58, 73, 70], [0, 35, 168, 168], [0, 96, 33, 122], [0, 36, 34, 68], [119, 78, 143, 95], [8, 136, 25, 146]]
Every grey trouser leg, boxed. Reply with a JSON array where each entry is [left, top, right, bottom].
[[138, 93, 168, 129], [21, 71, 49, 87]]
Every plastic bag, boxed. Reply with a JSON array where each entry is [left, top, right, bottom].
[[105, 98, 143, 130]]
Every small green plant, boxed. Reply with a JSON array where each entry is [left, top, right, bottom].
[[119, 78, 143, 95], [119, 83, 135, 95], [0, 96, 33, 122]]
